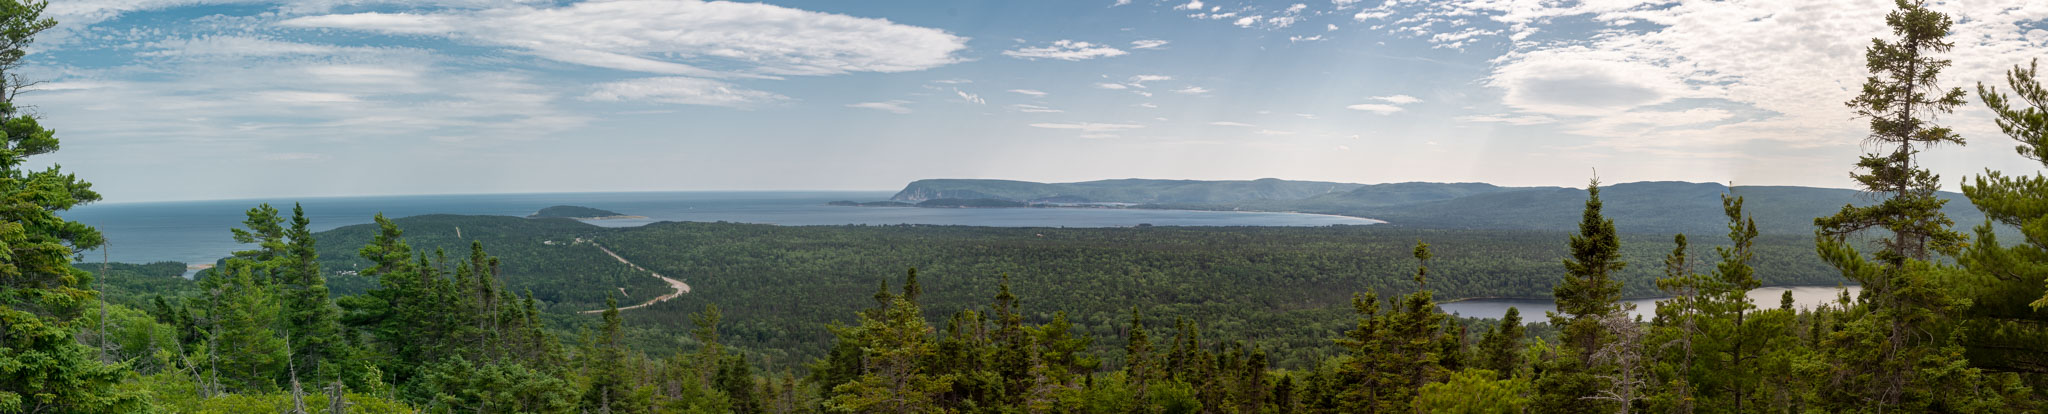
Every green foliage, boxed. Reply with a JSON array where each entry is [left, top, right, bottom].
[[0, 3, 147, 411], [527, 205, 627, 219], [1413, 369, 1530, 413]]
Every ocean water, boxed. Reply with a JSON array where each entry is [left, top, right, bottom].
[[1437, 285, 1864, 321], [59, 191, 1382, 265]]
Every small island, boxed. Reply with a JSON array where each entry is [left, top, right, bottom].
[[527, 205, 648, 220]]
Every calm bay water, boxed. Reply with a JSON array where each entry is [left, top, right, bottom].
[[60, 191, 1381, 265], [1438, 285, 1865, 321]]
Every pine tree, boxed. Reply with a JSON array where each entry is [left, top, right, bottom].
[[0, 3, 144, 411]]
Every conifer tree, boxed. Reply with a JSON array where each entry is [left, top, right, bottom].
[[1555, 178, 1626, 356], [1537, 178, 1625, 413], [0, 5, 143, 410], [1475, 307, 1524, 375], [1961, 57, 2048, 381], [825, 273, 952, 413], [1812, 0, 1971, 409], [280, 204, 344, 383]]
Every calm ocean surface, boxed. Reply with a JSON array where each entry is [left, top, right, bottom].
[[60, 191, 1381, 265]]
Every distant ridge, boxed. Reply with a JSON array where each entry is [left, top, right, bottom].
[[883, 179, 1986, 236], [891, 178, 1370, 204]]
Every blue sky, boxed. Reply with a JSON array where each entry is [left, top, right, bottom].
[[25, 0, 2048, 202]]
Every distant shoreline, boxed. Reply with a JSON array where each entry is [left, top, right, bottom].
[[830, 200, 1387, 224]]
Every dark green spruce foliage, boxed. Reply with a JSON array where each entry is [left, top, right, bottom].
[[1534, 178, 1625, 413], [0, 1, 142, 411], [1965, 56, 2048, 385]]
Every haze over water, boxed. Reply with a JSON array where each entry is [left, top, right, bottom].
[[1440, 286, 1866, 321], [60, 191, 1380, 265]]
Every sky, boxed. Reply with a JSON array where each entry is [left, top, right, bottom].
[[23, 0, 2048, 202]]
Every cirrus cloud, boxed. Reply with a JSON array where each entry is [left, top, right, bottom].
[[281, 0, 970, 77]]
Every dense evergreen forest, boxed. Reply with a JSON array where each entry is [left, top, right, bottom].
[[7, 0, 2048, 412]]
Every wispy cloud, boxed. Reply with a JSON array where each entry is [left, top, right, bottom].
[[1345, 103, 1404, 114], [847, 100, 914, 114], [1012, 104, 1063, 113], [1003, 40, 1128, 61], [1131, 39, 1170, 49], [1030, 122, 1145, 132], [583, 77, 788, 108], [282, 0, 969, 77], [1008, 89, 1049, 97], [1209, 121, 1255, 127]]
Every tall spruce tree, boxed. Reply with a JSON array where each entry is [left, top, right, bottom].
[[1555, 178, 1626, 356], [280, 204, 344, 383], [1812, 0, 1970, 409], [0, 2, 144, 410]]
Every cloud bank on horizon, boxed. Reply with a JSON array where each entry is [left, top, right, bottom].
[[25, 0, 2048, 202]]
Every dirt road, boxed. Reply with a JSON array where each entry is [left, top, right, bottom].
[[581, 244, 691, 314]]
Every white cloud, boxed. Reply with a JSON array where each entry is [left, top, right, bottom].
[[1012, 104, 1063, 113], [1255, 129, 1295, 135], [847, 100, 913, 114], [1233, 16, 1262, 27], [1128, 75, 1172, 87], [1346, 103, 1404, 114], [582, 77, 788, 107], [1372, 94, 1422, 104], [1174, 86, 1210, 94], [1003, 40, 1129, 61], [1030, 122, 1145, 132], [252, 90, 361, 104], [1095, 83, 1130, 90], [1008, 89, 1048, 97], [1457, 114, 1557, 126], [1131, 39, 1170, 49], [1209, 121, 1255, 127], [954, 88, 985, 104], [1138, 103, 1159, 108], [1327, 23, 1339, 31], [1286, 4, 1308, 13], [1290, 35, 1325, 43], [1175, 0, 1204, 10], [281, 0, 969, 77], [932, 79, 973, 84]]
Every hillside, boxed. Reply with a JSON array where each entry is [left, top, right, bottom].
[[890, 178, 1366, 203], [283, 214, 1843, 366], [889, 179, 1989, 236]]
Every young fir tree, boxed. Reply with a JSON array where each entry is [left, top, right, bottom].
[[208, 261, 286, 392], [1812, 0, 1972, 409], [1475, 306, 1525, 375], [1536, 178, 1625, 413], [825, 272, 953, 413], [280, 204, 345, 383]]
